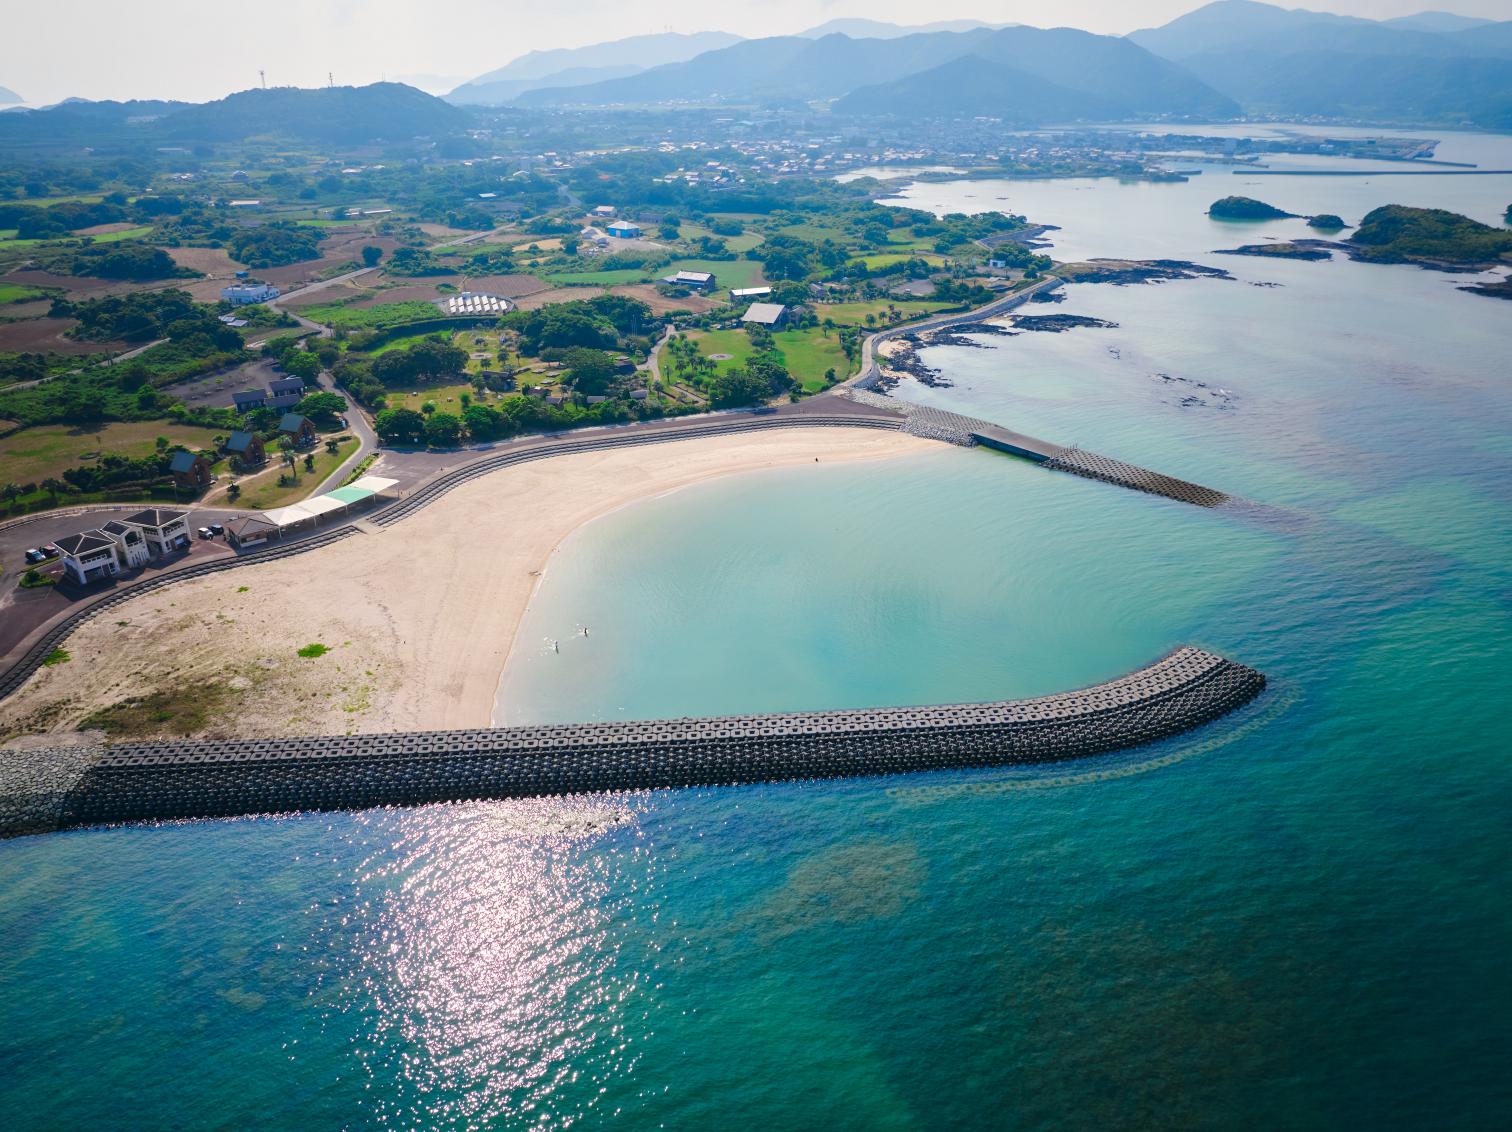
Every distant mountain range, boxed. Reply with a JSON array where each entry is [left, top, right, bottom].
[[515, 26, 1238, 122], [0, 86, 21, 106], [0, 83, 465, 146], [448, 31, 743, 106], [449, 6, 1512, 129], [447, 20, 1007, 106], [1130, 1, 1512, 128]]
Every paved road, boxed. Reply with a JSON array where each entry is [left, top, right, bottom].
[[313, 371, 379, 493], [852, 276, 1063, 387]]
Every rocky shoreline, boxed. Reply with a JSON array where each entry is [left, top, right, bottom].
[[1056, 259, 1234, 286]]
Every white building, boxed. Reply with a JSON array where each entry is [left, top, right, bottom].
[[741, 302, 788, 328], [730, 286, 772, 302], [591, 205, 616, 217], [55, 514, 170, 585], [221, 282, 279, 305]]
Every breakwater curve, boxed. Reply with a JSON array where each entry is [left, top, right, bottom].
[[2, 648, 1264, 838]]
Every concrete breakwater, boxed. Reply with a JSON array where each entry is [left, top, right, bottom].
[[2, 648, 1264, 838], [841, 389, 1232, 507]]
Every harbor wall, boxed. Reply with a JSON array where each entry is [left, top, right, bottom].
[[9, 648, 1267, 836]]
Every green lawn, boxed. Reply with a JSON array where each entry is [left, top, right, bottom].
[[379, 383, 481, 413], [0, 283, 45, 304], [666, 326, 854, 394], [772, 328, 853, 392], [544, 267, 648, 286], [301, 300, 442, 331], [885, 230, 940, 251], [90, 225, 154, 243], [860, 251, 946, 270], [0, 421, 226, 486], [813, 300, 953, 327], [663, 258, 767, 289], [236, 437, 358, 510]]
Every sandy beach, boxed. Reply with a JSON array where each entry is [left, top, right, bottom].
[[0, 427, 931, 741]]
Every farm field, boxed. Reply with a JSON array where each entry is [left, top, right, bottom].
[[0, 283, 46, 305], [0, 421, 225, 486], [544, 267, 648, 286]]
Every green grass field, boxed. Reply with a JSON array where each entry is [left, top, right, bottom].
[[813, 300, 953, 327], [236, 437, 358, 510], [0, 283, 46, 305], [301, 300, 442, 332], [0, 421, 225, 486], [666, 326, 854, 394], [663, 258, 767, 289], [89, 226, 154, 243], [859, 251, 946, 270], [378, 382, 482, 413], [544, 267, 649, 286]]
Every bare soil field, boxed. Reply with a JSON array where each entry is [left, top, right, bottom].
[[281, 279, 371, 308], [513, 285, 606, 310], [1, 300, 54, 320], [0, 318, 124, 355], [167, 246, 241, 275], [255, 234, 403, 289], [2, 270, 142, 298], [611, 283, 724, 315], [73, 222, 139, 237]]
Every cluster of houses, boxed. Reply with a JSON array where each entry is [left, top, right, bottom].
[[231, 376, 307, 415], [53, 508, 192, 586]]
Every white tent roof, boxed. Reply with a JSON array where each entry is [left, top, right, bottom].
[[348, 475, 398, 493]]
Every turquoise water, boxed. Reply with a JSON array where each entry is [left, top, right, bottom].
[[4, 131, 1512, 1127]]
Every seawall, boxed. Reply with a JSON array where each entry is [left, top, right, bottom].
[[2, 647, 1264, 838]]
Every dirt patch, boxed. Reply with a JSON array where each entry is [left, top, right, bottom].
[[167, 246, 241, 275], [280, 279, 371, 308], [418, 223, 473, 241], [2, 270, 144, 298], [253, 234, 404, 289], [0, 318, 125, 355], [512, 286, 605, 310], [73, 222, 140, 237], [1, 300, 54, 320], [611, 283, 723, 315]]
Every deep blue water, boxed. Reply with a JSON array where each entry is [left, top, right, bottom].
[[3, 130, 1511, 1129]]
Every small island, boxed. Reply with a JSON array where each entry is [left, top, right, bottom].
[[1308, 214, 1346, 231], [1208, 196, 1300, 221], [1348, 205, 1512, 268]]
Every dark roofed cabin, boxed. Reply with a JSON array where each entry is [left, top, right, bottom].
[[169, 450, 213, 491], [224, 430, 266, 467], [278, 413, 317, 447]]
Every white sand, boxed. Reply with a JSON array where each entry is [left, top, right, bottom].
[[0, 427, 931, 740]]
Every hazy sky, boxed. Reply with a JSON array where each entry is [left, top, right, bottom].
[[2, 0, 1506, 105]]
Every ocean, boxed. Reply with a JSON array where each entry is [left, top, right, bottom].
[[3, 129, 1510, 1128]]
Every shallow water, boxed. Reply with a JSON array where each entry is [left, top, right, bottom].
[[3, 130, 1511, 1128]]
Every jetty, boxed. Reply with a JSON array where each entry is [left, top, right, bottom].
[[1, 648, 1265, 838]]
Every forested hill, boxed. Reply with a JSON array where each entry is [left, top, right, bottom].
[[160, 83, 468, 143], [0, 83, 467, 147], [520, 26, 1238, 121]]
